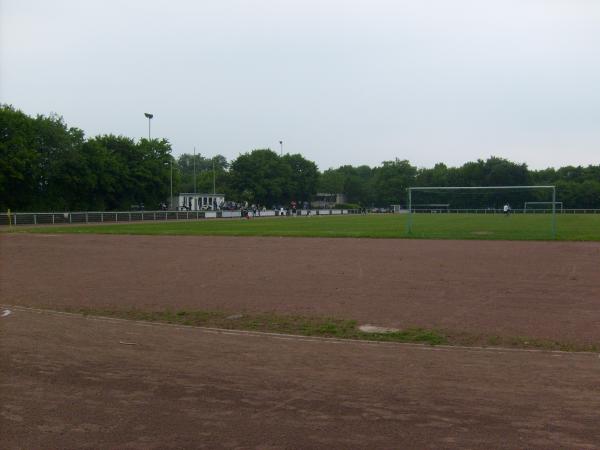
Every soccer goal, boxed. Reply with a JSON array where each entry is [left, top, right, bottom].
[[406, 185, 557, 239]]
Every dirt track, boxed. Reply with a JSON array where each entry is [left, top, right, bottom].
[[2, 308, 600, 449], [2, 233, 600, 344], [2, 234, 600, 448]]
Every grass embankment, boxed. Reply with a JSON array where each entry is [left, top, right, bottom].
[[11, 214, 600, 241], [70, 307, 599, 352]]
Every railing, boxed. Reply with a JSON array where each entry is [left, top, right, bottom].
[[0, 209, 359, 226], [410, 208, 600, 214]]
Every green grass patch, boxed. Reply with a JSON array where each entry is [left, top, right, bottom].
[[72, 307, 446, 345], [67, 307, 598, 351], [8, 213, 600, 241]]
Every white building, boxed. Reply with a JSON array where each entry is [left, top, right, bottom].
[[175, 193, 225, 211]]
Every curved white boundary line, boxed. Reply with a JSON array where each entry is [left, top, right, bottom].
[[1, 304, 598, 357], [1, 309, 11, 317]]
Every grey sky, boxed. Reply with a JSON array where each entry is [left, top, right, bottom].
[[2, 0, 599, 170]]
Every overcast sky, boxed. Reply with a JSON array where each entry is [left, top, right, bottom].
[[1, 0, 599, 170]]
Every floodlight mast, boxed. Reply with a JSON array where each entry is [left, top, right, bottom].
[[144, 113, 153, 140], [212, 157, 216, 194]]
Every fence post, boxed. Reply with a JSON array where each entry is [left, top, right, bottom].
[[406, 188, 412, 234], [34, 214, 37, 225], [552, 186, 557, 239], [86, 212, 88, 223]]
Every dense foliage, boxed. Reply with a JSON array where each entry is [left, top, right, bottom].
[[1, 105, 599, 211]]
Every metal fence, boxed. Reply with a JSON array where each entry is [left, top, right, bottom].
[[410, 208, 600, 214], [0, 209, 359, 226]]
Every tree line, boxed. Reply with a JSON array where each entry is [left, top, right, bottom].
[[2, 105, 599, 211]]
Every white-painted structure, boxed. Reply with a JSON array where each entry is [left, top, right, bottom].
[[313, 193, 347, 209], [175, 193, 225, 211]]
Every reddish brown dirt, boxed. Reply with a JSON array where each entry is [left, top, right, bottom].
[[2, 233, 600, 344], [2, 308, 600, 449]]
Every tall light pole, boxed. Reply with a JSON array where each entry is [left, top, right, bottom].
[[279, 140, 283, 156], [193, 146, 197, 195], [212, 156, 216, 194], [144, 113, 153, 140]]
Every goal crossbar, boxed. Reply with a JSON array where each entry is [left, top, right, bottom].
[[406, 185, 557, 238]]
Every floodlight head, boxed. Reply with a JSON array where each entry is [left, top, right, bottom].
[[144, 113, 154, 119]]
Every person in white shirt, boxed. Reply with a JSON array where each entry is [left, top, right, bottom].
[[503, 204, 511, 216]]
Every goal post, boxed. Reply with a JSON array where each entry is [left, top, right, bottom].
[[406, 185, 557, 239]]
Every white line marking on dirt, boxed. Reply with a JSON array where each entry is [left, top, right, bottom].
[[1, 309, 11, 317], [2, 304, 598, 357]]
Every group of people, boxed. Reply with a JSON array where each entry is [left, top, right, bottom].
[[240, 201, 313, 219], [241, 203, 267, 218]]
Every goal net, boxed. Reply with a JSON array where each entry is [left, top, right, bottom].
[[406, 185, 557, 239], [524, 201, 563, 212]]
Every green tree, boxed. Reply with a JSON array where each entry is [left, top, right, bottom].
[[229, 149, 291, 206], [416, 163, 449, 187], [318, 169, 345, 193], [282, 153, 319, 202], [317, 165, 374, 206], [4, 103, 600, 211], [176, 153, 228, 194], [371, 159, 417, 206], [84, 135, 173, 209], [0, 105, 40, 210]]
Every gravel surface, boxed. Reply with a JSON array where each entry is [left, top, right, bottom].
[[2, 308, 600, 449], [2, 233, 600, 344]]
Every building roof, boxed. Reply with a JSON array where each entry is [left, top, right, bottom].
[[178, 193, 225, 196]]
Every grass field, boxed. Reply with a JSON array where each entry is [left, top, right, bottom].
[[10, 213, 600, 240]]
